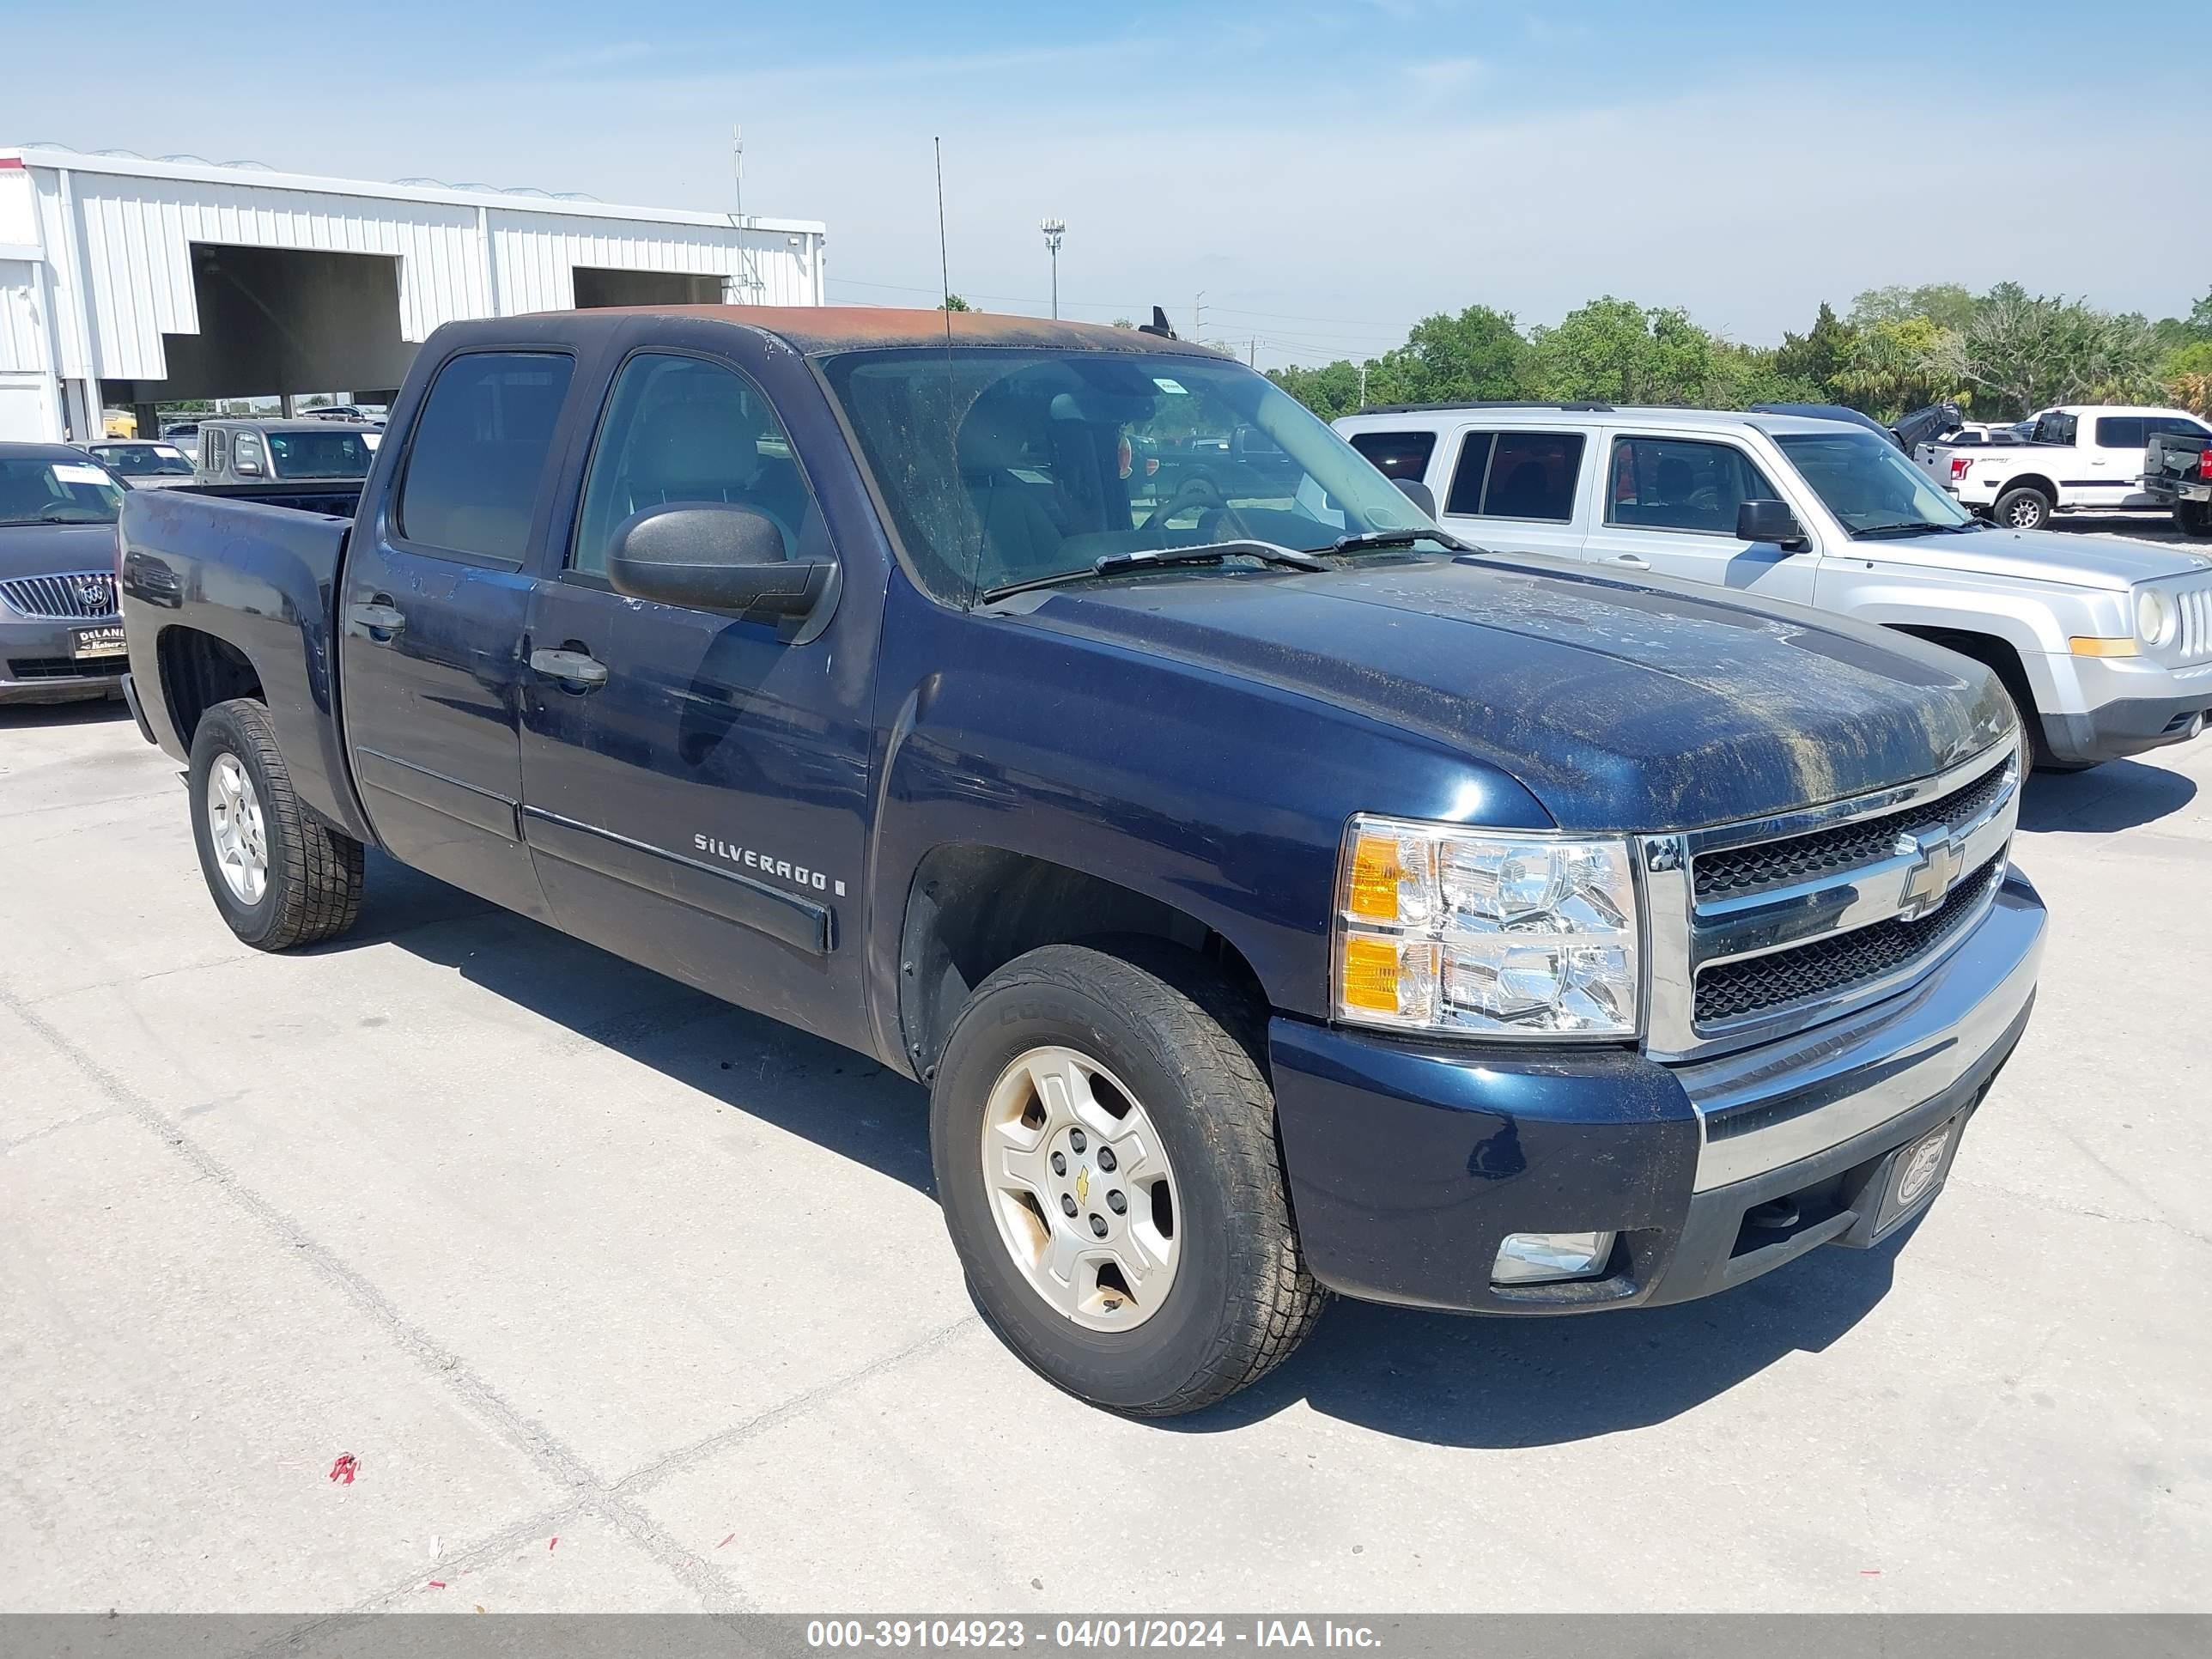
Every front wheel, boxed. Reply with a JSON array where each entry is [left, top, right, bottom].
[[931, 944, 1324, 1416], [189, 697, 365, 949], [1995, 485, 2053, 531]]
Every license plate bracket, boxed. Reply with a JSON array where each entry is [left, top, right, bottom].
[[72, 625, 126, 660]]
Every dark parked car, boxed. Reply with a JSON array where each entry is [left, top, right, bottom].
[[0, 443, 126, 704], [118, 307, 2043, 1415]]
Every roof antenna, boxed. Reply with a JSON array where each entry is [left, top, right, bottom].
[[1138, 306, 1177, 340]]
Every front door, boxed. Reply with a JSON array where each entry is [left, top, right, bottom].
[[518, 343, 876, 1051], [1579, 432, 1817, 605], [337, 348, 581, 920]]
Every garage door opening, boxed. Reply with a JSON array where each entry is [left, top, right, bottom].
[[102, 244, 416, 410], [573, 266, 724, 308]]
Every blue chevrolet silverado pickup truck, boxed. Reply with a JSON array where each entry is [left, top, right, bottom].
[[116, 306, 2045, 1415]]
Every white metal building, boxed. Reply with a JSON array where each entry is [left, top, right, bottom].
[[0, 145, 826, 442]]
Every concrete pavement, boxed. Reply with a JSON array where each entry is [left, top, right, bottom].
[[2, 695, 2208, 1616]]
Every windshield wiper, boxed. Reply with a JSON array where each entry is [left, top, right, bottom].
[[980, 539, 1328, 604], [1314, 526, 1474, 555], [1851, 520, 1979, 539]]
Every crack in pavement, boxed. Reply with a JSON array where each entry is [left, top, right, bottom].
[[1, 979, 970, 1617]]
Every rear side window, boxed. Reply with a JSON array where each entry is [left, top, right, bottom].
[[1607, 437, 1780, 534], [398, 351, 576, 562], [1446, 430, 1584, 521], [1346, 429, 1436, 482], [2094, 416, 2146, 450]]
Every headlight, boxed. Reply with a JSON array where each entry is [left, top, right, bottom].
[[2136, 586, 2177, 648], [1334, 815, 1642, 1038]]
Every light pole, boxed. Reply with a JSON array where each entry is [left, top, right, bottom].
[[1040, 218, 1066, 319]]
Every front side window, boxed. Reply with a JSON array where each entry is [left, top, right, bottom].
[[1346, 429, 1436, 482], [2094, 416, 2146, 450], [267, 428, 372, 479], [1775, 430, 1976, 536], [0, 456, 125, 525], [1606, 437, 1779, 535], [819, 347, 1447, 602], [234, 434, 265, 473], [572, 353, 823, 579], [398, 351, 576, 562], [1448, 430, 1583, 521], [2147, 416, 2212, 442]]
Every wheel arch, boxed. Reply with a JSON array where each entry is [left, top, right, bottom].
[[895, 843, 1268, 1085]]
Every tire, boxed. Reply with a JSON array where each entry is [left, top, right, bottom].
[[1994, 485, 2053, 531], [2178, 500, 2212, 539], [188, 697, 365, 949], [930, 943, 1324, 1417]]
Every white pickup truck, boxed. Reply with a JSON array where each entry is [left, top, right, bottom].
[[1334, 402, 2212, 770], [1925, 404, 2212, 529]]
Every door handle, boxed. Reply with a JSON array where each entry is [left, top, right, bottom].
[[1611, 554, 1651, 569], [349, 600, 407, 635], [530, 647, 609, 689]]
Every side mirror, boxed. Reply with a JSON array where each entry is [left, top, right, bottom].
[[605, 502, 834, 624], [1736, 498, 1808, 550], [1391, 477, 1439, 519], [234, 459, 264, 478]]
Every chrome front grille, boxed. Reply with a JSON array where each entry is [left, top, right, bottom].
[[1640, 744, 2020, 1061], [2179, 584, 2212, 663], [1693, 854, 2003, 1024], [0, 572, 118, 620]]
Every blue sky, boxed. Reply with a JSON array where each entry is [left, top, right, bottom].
[[6, 1, 2204, 368]]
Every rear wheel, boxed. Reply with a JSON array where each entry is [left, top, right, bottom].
[[931, 943, 1323, 1416], [2178, 500, 2212, 539], [189, 698, 365, 949], [1995, 485, 2053, 531]]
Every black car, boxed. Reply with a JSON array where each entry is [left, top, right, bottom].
[[0, 443, 127, 705]]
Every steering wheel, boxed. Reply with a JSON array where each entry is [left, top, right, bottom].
[[1139, 472, 1229, 533]]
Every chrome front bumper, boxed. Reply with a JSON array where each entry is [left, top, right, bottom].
[[1673, 868, 2045, 1191]]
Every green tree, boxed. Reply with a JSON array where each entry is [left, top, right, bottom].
[[1849, 283, 1979, 333], [1832, 315, 1961, 418], [1363, 305, 1528, 406], [1932, 291, 2164, 415], [1526, 297, 1728, 404], [1773, 301, 1856, 395], [1267, 360, 1368, 422], [939, 293, 971, 311]]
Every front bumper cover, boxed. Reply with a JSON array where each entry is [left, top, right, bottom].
[[0, 617, 127, 704], [1269, 870, 2045, 1316]]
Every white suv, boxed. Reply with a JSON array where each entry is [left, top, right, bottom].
[[1929, 404, 2212, 529], [1334, 402, 2212, 770]]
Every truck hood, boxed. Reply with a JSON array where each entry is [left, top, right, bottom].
[[1863, 526, 2212, 590], [0, 521, 120, 582], [1018, 554, 2012, 833]]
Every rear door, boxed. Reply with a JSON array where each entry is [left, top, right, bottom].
[[2082, 415, 2146, 508], [1432, 425, 1588, 559], [1578, 431, 1816, 603], [337, 347, 582, 920], [516, 331, 877, 1049]]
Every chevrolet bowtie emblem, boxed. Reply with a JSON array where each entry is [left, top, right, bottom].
[[1896, 826, 1966, 922], [1075, 1166, 1091, 1206]]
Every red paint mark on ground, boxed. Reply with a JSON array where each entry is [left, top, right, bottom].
[[548, 1537, 559, 1552], [426, 1580, 447, 1590], [327, 1455, 358, 1485], [717, 1534, 735, 1549], [1861, 1570, 1882, 1576]]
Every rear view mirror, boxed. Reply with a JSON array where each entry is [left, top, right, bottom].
[[1392, 477, 1438, 519], [606, 502, 835, 626], [1737, 498, 1808, 550]]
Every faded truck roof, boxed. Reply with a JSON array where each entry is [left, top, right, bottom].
[[552, 304, 1226, 357]]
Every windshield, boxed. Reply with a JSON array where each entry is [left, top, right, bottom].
[[1774, 429, 1976, 534], [91, 443, 193, 477], [819, 347, 1449, 602], [266, 428, 371, 479], [0, 456, 125, 525]]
